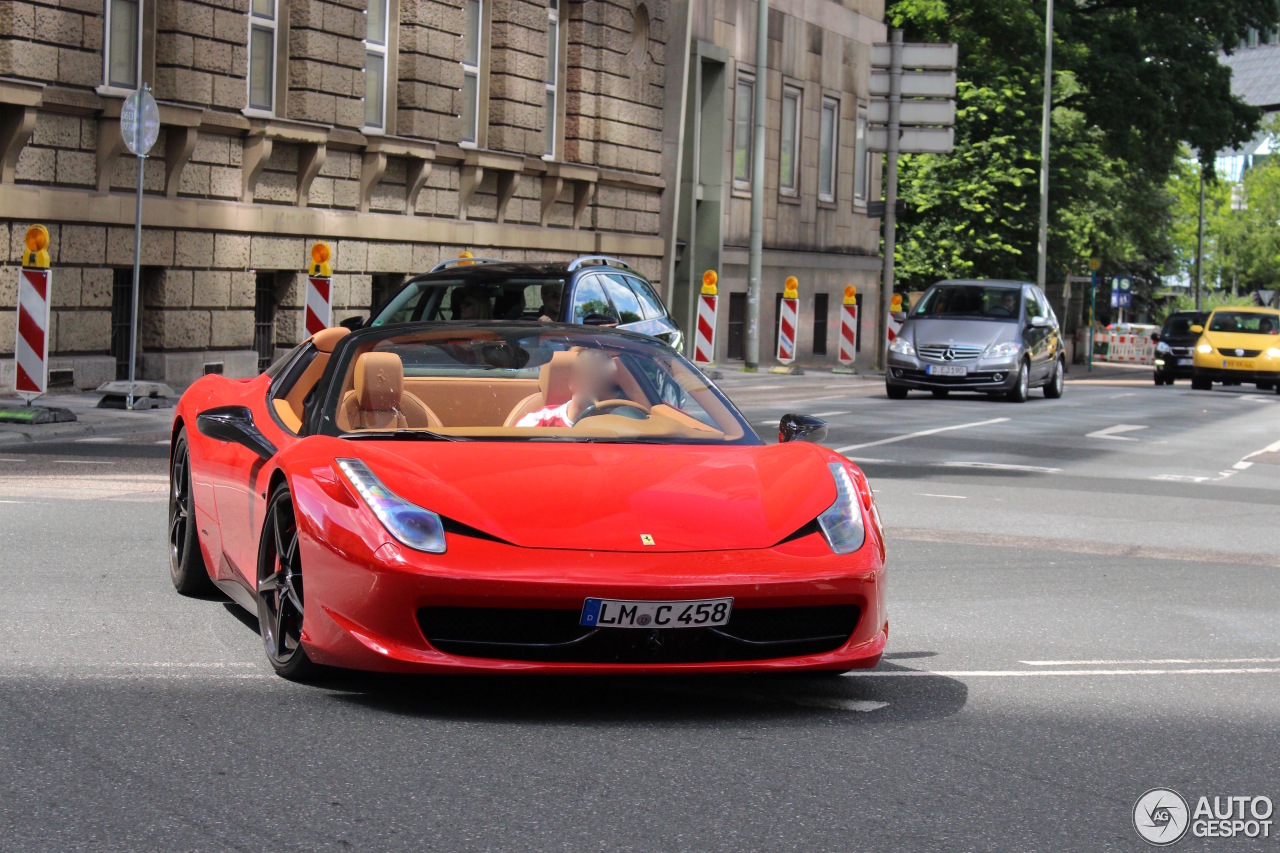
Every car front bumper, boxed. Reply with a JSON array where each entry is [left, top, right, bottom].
[[886, 354, 1021, 391], [1191, 354, 1280, 384]]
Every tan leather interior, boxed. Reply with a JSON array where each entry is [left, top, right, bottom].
[[337, 352, 442, 431], [271, 327, 352, 434], [403, 376, 540, 428], [503, 350, 580, 426]]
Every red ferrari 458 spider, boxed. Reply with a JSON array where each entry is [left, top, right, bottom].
[[169, 322, 887, 679]]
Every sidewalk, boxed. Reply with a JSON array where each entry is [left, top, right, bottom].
[[0, 392, 174, 446]]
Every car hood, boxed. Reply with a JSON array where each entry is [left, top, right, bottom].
[[902, 317, 1018, 348], [1203, 331, 1278, 351], [353, 441, 839, 552]]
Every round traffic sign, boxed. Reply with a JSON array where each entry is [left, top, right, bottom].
[[121, 88, 160, 157], [1088, 258, 1101, 271]]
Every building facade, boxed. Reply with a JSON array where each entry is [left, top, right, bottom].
[[662, 0, 885, 369], [0, 0, 668, 389], [0, 0, 884, 391]]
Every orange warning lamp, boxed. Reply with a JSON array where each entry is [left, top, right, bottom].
[[843, 285, 857, 305], [23, 224, 50, 269], [459, 250, 475, 266], [309, 241, 332, 277], [783, 276, 799, 299], [890, 293, 903, 312], [701, 270, 718, 296]]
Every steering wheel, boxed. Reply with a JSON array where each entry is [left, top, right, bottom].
[[575, 399, 651, 421]]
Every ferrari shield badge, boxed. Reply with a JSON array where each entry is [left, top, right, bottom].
[[640, 534, 655, 546]]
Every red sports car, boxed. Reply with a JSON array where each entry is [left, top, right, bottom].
[[169, 323, 887, 680]]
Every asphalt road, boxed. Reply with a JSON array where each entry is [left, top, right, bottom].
[[2, 369, 1278, 851]]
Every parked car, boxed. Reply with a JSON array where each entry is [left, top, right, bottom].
[[1190, 306, 1280, 393], [1151, 310, 1209, 385], [886, 279, 1065, 402], [349, 255, 683, 351]]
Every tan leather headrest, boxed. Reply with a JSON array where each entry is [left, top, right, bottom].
[[312, 326, 350, 354], [354, 352, 404, 412], [539, 350, 577, 405]]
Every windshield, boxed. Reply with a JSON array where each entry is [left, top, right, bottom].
[[1207, 311, 1278, 335], [372, 278, 566, 326], [914, 284, 1022, 320], [321, 326, 756, 444], [1162, 314, 1205, 337]]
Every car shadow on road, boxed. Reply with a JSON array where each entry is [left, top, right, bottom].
[[318, 659, 967, 725]]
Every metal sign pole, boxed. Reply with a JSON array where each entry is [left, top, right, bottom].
[[1088, 271, 1096, 373], [128, 91, 146, 411], [878, 29, 903, 372]]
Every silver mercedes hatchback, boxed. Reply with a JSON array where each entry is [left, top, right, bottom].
[[886, 279, 1065, 402]]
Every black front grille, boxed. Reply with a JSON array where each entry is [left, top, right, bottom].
[[417, 605, 861, 664], [1219, 348, 1262, 358]]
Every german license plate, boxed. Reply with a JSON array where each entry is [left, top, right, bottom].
[[1176, 358, 1192, 366], [926, 364, 966, 376], [580, 597, 733, 629], [1223, 359, 1255, 370]]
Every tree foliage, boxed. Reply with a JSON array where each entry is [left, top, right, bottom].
[[885, 0, 1278, 299]]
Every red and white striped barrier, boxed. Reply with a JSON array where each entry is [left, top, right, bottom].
[[838, 286, 858, 366], [887, 312, 903, 343], [1093, 331, 1156, 365], [14, 266, 51, 400], [305, 241, 332, 338], [776, 291, 798, 364], [694, 270, 718, 365]]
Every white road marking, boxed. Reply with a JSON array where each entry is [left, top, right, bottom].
[[835, 417, 1010, 453], [918, 493, 966, 499], [1153, 437, 1280, 483], [1243, 437, 1280, 460], [846, 457, 893, 464], [1021, 657, 1280, 666], [808, 410, 851, 418], [941, 461, 1062, 474], [74, 437, 121, 444], [851, 667, 1280, 678], [1107, 392, 1137, 400], [1233, 461, 1253, 470], [1086, 423, 1147, 440]]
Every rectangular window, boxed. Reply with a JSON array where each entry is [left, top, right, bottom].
[[254, 273, 278, 372], [854, 111, 868, 202], [727, 293, 746, 360], [779, 86, 801, 194], [105, 0, 140, 90], [110, 269, 134, 380], [544, 1, 559, 157], [364, 0, 389, 129], [461, 0, 482, 143], [248, 0, 278, 113], [819, 96, 838, 202], [813, 293, 829, 355], [733, 74, 754, 187]]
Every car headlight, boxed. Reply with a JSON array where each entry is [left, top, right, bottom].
[[1267, 347, 1280, 358], [1196, 343, 1213, 354], [888, 337, 915, 356], [1156, 341, 1171, 354], [817, 463, 866, 555], [337, 458, 446, 553], [984, 341, 1022, 359]]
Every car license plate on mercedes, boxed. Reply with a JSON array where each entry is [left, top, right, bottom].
[[580, 597, 733, 628], [926, 364, 966, 377]]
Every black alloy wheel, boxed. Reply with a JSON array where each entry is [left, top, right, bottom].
[[1006, 360, 1030, 403], [257, 482, 319, 680], [886, 383, 908, 400], [169, 430, 214, 595], [931, 389, 950, 399], [1044, 357, 1065, 399]]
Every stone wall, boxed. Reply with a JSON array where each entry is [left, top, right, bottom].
[[155, 0, 250, 109]]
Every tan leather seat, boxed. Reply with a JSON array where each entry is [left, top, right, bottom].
[[338, 352, 442, 431], [504, 350, 578, 426]]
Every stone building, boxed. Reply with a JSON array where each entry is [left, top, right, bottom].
[[662, 0, 885, 368], [0, 0, 884, 391], [0, 0, 668, 388]]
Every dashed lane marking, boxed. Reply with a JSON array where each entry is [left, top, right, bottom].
[[1021, 657, 1280, 666], [835, 417, 1010, 453], [917, 493, 966, 499], [850, 667, 1280, 678]]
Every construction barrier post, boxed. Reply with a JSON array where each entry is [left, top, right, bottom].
[[305, 241, 333, 337], [14, 225, 52, 403], [836, 285, 858, 371], [886, 292, 904, 346], [769, 276, 803, 375], [694, 270, 718, 366]]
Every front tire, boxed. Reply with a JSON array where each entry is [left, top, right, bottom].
[[1044, 357, 1065, 399], [1006, 360, 1030, 403], [169, 430, 215, 596], [931, 389, 950, 399], [257, 482, 320, 681], [1191, 373, 1212, 391], [886, 383, 909, 400]]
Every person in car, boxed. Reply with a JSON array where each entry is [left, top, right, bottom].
[[517, 350, 617, 427], [1261, 317, 1276, 335], [538, 283, 563, 322]]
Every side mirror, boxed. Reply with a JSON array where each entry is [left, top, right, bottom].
[[1029, 315, 1049, 328], [339, 315, 365, 330], [1149, 331, 1160, 343], [778, 413, 828, 444], [1190, 324, 1204, 334], [196, 405, 277, 461]]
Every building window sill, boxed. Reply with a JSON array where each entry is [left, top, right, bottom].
[[95, 85, 133, 99], [242, 107, 277, 120]]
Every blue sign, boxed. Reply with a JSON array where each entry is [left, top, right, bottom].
[[1111, 276, 1133, 309]]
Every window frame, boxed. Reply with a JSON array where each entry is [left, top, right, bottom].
[[854, 109, 869, 204], [818, 95, 839, 203], [363, 0, 390, 131], [246, 0, 281, 116], [732, 71, 755, 191], [461, 0, 484, 146], [570, 274, 620, 324], [543, 1, 561, 159], [102, 0, 141, 94], [779, 84, 802, 197]]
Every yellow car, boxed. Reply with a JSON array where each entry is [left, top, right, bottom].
[[1190, 306, 1280, 393]]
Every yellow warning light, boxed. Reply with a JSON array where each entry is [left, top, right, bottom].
[[701, 270, 718, 296], [783, 276, 799, 298], [309, 241, 332, 277], [890, 293, 903, 310], [459, 250, 474, 266], [843, 285, 857, 304], [23, 224, 50, 269]]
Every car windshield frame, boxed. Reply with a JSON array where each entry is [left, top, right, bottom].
[[315, 323, 762, 446], [912, 283, 1024, 321]]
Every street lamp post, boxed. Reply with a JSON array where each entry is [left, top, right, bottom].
[[1035, 0, 1053, 291]]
